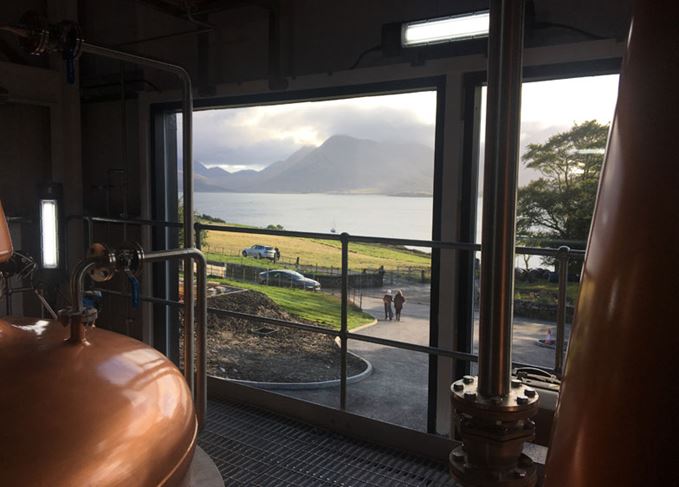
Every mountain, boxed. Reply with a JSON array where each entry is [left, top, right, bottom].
[[190, 135, 434, 195]]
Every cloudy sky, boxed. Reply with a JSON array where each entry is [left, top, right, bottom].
[[178, 91, 437, 172], [178, 73, 619, 180], [481, 73, 620, 185]]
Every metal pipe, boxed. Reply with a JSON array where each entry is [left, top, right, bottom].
[[340, 234, 349, 409], [67, 247, 207, 428], [143, 248, 206, 429], [70, 260, 96, 312], [79, 41, 196, 405], [477, 0, 526, 398], [554, 246, 569, 374], [96, 288, 559, 373]]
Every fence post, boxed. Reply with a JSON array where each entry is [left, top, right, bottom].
[[194, 222, 202, 250], [555, 245, 570, 375], [340, 232, 349, 410]]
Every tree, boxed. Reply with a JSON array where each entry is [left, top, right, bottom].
[[178, 198, 208, 247], [517, 120, 609, 267]]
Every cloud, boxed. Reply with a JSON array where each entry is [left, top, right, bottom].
[[177, 91, 437, 168]]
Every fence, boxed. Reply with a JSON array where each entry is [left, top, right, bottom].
[[68, 215, 585, 409], [201, 243, 431, 284]]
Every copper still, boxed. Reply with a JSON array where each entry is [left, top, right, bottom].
[[0, 317, 197, 487], [543, 1, 679, 485], [0, 204, 198, 486], [0, 201, 12, 263]]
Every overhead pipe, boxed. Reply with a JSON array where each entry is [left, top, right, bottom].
[[543, 1, 679, 485], [1, 14, 197, 394], [78, 42, 196, 392]]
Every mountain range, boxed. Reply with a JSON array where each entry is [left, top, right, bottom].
[[184, 135, 434, 195]]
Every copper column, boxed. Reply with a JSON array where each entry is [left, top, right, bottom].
[[543, 1, 679, 485]]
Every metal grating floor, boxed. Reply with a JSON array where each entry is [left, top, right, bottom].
[[199, 400, 456, 486]]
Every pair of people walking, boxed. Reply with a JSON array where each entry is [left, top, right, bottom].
[[383, 289, 405, 321]]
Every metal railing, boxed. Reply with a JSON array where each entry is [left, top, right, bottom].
[[69, 215, 585, 409]]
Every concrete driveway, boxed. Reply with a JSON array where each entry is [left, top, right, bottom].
[[282, 285, 570, 432]]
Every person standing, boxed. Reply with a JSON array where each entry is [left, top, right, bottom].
[[393, 290, 405, 321], [383, 290, 394, 321]]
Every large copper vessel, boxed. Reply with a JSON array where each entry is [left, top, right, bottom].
[[543, 1, 679, 486], [0, 316, 197, 486], [0, 201, 12, 263]]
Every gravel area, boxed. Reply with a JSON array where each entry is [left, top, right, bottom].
[[188, 290, 367, 383]]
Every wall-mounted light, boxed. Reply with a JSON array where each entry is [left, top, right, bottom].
[[40, 199, 59, 269], [401, 11, 490, 47], [37, 183, 63, 271]]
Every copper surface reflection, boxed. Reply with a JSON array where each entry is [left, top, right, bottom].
[[0, 317, 196, 487]]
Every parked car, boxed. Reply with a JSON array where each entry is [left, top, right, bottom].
[[242, 244, 276, 260], [258, 270, 321, 291]]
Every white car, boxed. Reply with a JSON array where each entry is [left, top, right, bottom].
[[242, 244, 276, 260]]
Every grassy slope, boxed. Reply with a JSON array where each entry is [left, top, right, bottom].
[[202, 226, 431, 271], [214, 278, 374, 330]]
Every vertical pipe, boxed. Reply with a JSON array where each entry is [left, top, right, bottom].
[[340, 233, 349, 409], [80, 41, 196, 394], [85, 217, 93, 247], [194, 253, 207, 430], [554, 246, 569, 374], [477, 0, 525, 398], [143, 248, 206, 429], [181, 72, 195, 397]]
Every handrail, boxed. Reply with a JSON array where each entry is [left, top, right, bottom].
[[68, 214, 582, 382], [67, 247, 208, 430]]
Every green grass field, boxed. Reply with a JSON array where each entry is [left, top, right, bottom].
[[514, 281, 580, 304], [214, 277, 374, 330], [201, 224, 431, 271]]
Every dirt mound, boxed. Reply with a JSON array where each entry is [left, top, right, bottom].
[[201, 289, 367, 383]]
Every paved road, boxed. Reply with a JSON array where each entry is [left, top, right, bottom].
[[282, 286, 570, 433]]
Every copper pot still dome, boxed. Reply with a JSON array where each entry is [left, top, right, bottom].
[[0, 316, 197, 487]]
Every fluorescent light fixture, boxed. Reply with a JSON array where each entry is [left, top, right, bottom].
[[40, 199, 59, 269], [402, 11, 490, 47]]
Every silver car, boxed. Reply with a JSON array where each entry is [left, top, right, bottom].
[[242, 244, 276, 260], [258, 270, 321, 291]]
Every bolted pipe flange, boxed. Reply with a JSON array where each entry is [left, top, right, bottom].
[[115, 241, 145, 277], [449, 376, 539, 487]]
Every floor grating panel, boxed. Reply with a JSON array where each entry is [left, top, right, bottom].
[[200, 400, 456, 486]]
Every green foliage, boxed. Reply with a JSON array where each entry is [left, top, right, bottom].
[[266, 224, 285, 230], [199, 214, 226, 224], [178, 198, 208, 246], [517, 120, 609, 254], [214, 278, 374, 330]]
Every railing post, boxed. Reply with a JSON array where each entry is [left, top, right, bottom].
[[555, 245, 570, 375], [340, 232, 349, 410], [194, 222, 202, 250]]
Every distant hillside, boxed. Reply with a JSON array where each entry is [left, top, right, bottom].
[[185, 135, 434, 195]]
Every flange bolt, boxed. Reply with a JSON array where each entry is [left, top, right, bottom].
[[464, 391, 477, 401]]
